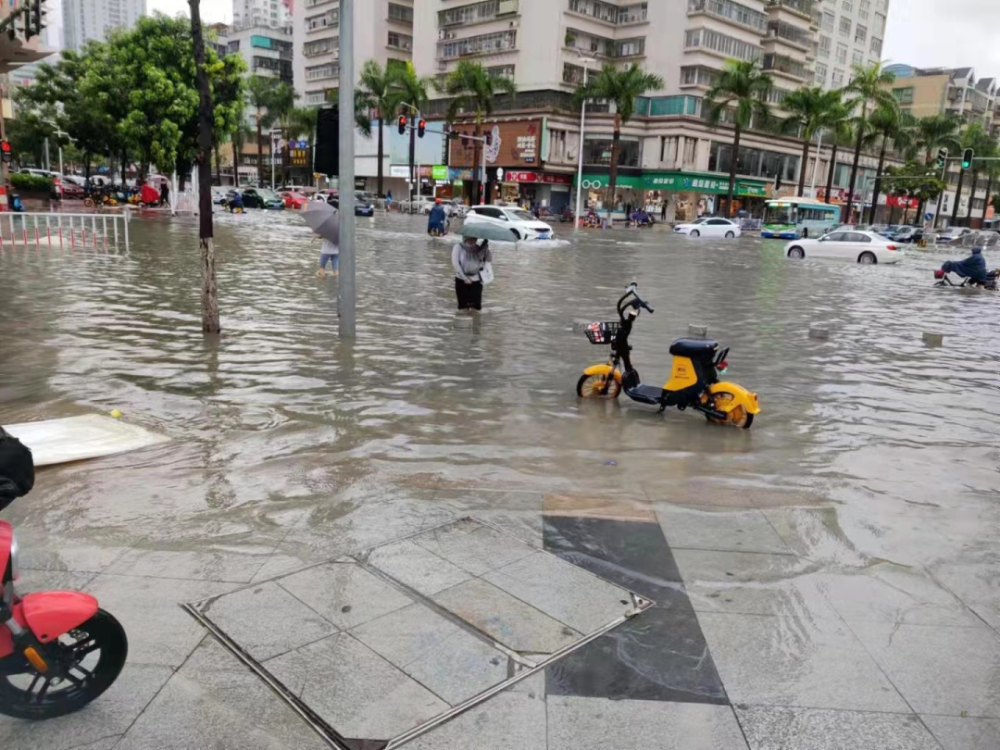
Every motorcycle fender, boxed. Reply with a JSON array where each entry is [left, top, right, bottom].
[[710, 382, 761, 415], [20, 592, 99, 644], [583, 365, 622, 382]]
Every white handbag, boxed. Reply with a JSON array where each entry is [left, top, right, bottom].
[[479, 262, 495, 285]]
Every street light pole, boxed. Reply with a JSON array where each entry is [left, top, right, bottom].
[[338, 0, 356, 338], [574, 56, 595, 229]]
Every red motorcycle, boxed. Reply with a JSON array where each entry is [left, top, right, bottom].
[[0, 428, 127, 719]]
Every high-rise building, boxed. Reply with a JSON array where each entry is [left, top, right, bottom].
[[292, 0, 414, 107], [234, 0, 292, 30], [813, 0, 887, 89], [216, 23, 294, 86], [62, 0, 146, 52]]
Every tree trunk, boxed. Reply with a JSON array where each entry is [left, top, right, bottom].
[[377, 116, 384, 197], [797, 133, 810, 197], [472, 123, 481, 205], [256, 109, 264, 188], [981, 174, 994, 222], [966, 170, 978, 223], [408, 117, 416, 204], [825, 142, 838, 204], [726, 123, 741, 218], [214, 142, 221, 185], [868, 134, 889, 225], [950, 167, 966, 226], [845, 106, 866, 223], [190, 0, 220, 335], [607, 115, 621, 220]]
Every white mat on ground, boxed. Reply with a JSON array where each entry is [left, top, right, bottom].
[[6, 415, 168, 467]]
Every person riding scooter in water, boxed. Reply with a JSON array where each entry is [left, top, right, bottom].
[[427, 198, 448, 236], [941, 246, 988, 285]]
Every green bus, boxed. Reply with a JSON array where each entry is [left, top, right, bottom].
[[761, 198, 840, 239]]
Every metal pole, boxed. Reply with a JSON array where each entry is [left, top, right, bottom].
[[934, 161, 948, 229], [44, 137, 50, 172], [810, 129, 823, 194], [270, 133, 275, 191], [575, 65, 588, 229], [58, 145, 63, 178], [480, 138, 486, 205], [338, 0, 356, 338]]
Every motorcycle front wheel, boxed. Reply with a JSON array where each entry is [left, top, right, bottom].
[[0, 609, 128, 720], [576, 373, 621, 400], [705, 392, 754, 429]]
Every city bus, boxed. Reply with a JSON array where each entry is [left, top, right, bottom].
[[761, 198, 840, 239]]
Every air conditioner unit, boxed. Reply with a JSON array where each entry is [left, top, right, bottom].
[[567, 148, 577, 159]]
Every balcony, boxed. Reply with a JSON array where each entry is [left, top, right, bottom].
[[762, 53, 810, 80], [767, 0, 816, 20], [439, 0, 519, 29], [438, 30, 517, 61], [306, 64, 340, 82], [687, 0, 767, 34], [765, 20, 812, 48], [567, 0, 648, 26], [565, 29, 645, 59], [304, 0, 335, 7]]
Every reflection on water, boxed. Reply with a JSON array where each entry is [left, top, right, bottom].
[[1, 212, 997, 568]]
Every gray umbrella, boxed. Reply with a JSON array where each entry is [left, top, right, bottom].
[[302, 200, 339, 243], [458, 221, 524, 243]]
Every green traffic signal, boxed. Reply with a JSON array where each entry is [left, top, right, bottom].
[[937, 149, 947, 169], [962, 149, 974, 170]]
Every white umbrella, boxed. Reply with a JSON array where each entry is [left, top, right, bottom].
[[302, 200, 339, 243]]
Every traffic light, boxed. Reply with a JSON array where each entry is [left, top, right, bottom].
[[937, 148, 948, 169], [417, 119, 426, 138], [313, 107, 340, 176], [398, 115, 407, 135], [1, 140, 12, 164], [962, 148, 974, 170]]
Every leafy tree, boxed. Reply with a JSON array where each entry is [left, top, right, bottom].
[[355, 60, 403, 197], [246, 75, 278, 186], [951, 122, 994, 225], [395, 62, 433, 202], [916, 114, 962, 165], [7, 95, 55, 167], [880, 161, 944, 223], [780, 87, 845, 196], [440, 61, 516, 204], [841, 62, 897, 222], [264, 82, 297, 185], [821, 100, 855, 205], [704, 59, 773, 216], [867, 104, 915, 223]]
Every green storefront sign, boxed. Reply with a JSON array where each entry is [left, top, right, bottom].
[[578, 171, 767, 197], [432, 165, 449, 181]]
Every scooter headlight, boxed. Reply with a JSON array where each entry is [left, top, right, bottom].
[[8, 532, 18, 575]]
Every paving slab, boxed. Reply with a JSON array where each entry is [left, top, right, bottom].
[[735, 705, 942, 750], [433, 577, 582, 654], [413, 518, 536, 575], [0, 662, 173, 750], [850, 620, 1000, 717], [367, 539, 472, 596], [264, 632, 449, 740], [656, 505, 793, 554], [350, 602, 462, 668], [115, 639, 329, 750], [547, 696, 748, 750], [197, 580, 339, 660], [697, 612, 909, 713], [107, 544, 272, 583], [923, 714, 1000, 750], [401, 690, 547, 750], [482, 550, 635, 633], [277, 561, 414, 630], [930, 559, 1000, 630]]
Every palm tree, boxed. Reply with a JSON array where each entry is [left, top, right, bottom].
[[263, 82, 297, 186], [952, 122, 993, 225], [841, 62, 897, 222], [821, 100, 856, 205], [392, 62, 433, 204], [917, 114, 962, 165], [440, 61, 517, 204], [780, 87, 846, 196], [704, 59, 773, 216], [575, 63, 664, 216], [355, 60, 403, 198], [866, 102, 914, 223], [245, 76, 277, 187], [285, 106, 319, 186]]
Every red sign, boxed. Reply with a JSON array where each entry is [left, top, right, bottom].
[[503, 172, 573, 185], [885, 194, 920, 209]]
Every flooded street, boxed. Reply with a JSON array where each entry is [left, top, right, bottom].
[[2, 210, 999, 749]]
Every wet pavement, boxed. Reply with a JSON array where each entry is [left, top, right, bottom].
[[1, 209, 999, 749]]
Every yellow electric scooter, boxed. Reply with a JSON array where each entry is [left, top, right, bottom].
[[577, 284, 760, 428]]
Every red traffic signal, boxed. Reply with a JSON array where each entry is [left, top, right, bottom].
[[398, 115, 407, 135], [417, 119, 426, 138], [1, 140, 11, 164]]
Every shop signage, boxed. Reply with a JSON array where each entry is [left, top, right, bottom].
[[448, 167, 475, 181], [289, 148, 310, 168], [449, 120, 543, 169], [504, 171, 574, 185], [816, 187, 862, 204], [577, 171, 766, 196], [884, 194, 920, 209], [431, 165, 448, 181], [390, 165, 409, 178]]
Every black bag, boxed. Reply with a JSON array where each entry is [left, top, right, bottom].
[[0, 426, 34, 511]]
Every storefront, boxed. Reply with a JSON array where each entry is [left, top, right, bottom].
[[499, 171, 575, 212], [449, 119, 545, 205]]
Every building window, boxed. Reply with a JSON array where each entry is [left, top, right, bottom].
[[616, 37, 645, 57], [686, 0, 767, 33], [839, 17, 851, 36], [836, 43, 847, 64], [815, 62, 828, 83], [842, 0, 852, 11], [818, 35, 831, 58], [486, 64, 515, 79], [873, 12, 886, 35], [306, 9, 337, 31], [304, 36, 338, 56], [569, 0, 649, 25], [388, 3, 414, 23], [831, 68, 844, 87], [708, 142, 799, 182], [859, 0, 870, 18], [855, 24, 867, 43], [306, 63, 339, 81], [387, 32, 413, 50], [892, 87, 914, 104], [821, 10, 834, 31], [870, 36, 882, 56], [439, 30, 517, 59], [680, 65, 718, 86], [852, 50, 863, 66], [439, 0, 504, 27], [684, 28, 761, 61]]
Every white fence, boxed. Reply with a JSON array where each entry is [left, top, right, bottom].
[[0, 210, 131, 251]]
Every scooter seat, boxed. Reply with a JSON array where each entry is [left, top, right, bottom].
[[669, 338, 719, 358]]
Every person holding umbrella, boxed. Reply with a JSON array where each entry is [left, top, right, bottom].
[[452, 233, 493, 312], [302, 200, 340, 278]]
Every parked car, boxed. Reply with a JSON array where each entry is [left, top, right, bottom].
[[891, 226, 924, 244], [211, 186, 229, 205], [673, 217, 742, 238], [399, 196, 434, 214], [785, 230, 903, 264], [463, 205, 554, 241], [279, 191, 310, 210], [328, 192, 376, 217], [935, 227, 973, 244], [241, 188, 285, 210], [278, 185, 316, 196]]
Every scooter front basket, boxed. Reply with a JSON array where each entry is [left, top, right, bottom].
[[585, 322, 621, 345]]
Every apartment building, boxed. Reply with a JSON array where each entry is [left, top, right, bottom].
[[217, 23, 294, 86], [813, 0, 887, 90], [234, 0, 292, 30], [62, 0, 145, 52], [293, 0, 414, 107]]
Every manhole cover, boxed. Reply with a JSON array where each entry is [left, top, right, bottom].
[[186, 517, 652, 749]]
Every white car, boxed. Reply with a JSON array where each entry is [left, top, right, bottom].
[[673, 217, 742, 238], [463, 205, 554, 241], [785, 230, 903, 264]]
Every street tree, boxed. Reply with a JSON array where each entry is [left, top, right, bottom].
[[264, 82, 297, 186], [704, 59, 773, 216], [951, 122, 994, 225], [395, 62, 433, 203], [246, 75, 278, 187], [841, 62, 897, 222], [355, 60, 403, 197], [821, 100, 855, 205], [780, 87, 846, 196], [880, 161, 944, 223], [440, 61, 516, 204], [916, 114, 962, 165], [867, 102, 915, 223]]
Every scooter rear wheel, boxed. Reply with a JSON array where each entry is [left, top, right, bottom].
[[0, 609, 128, 720], [577, 373, 621, 400], [706, 392, 754, 429]]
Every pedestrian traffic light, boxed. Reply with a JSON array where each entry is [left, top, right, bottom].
[[1, 140, 12, 164], [313, 107, 340, 177], [962, 149, 974, 170], [398, 115, 407, 135], [417, 119, 426, 138], [937, 148, 948, 169]]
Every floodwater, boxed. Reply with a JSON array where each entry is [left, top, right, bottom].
[[1, 210, 998, 580]]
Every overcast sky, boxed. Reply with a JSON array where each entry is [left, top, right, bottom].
[[149, 0, 232, 24], [884, 0, 1000, 76]]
